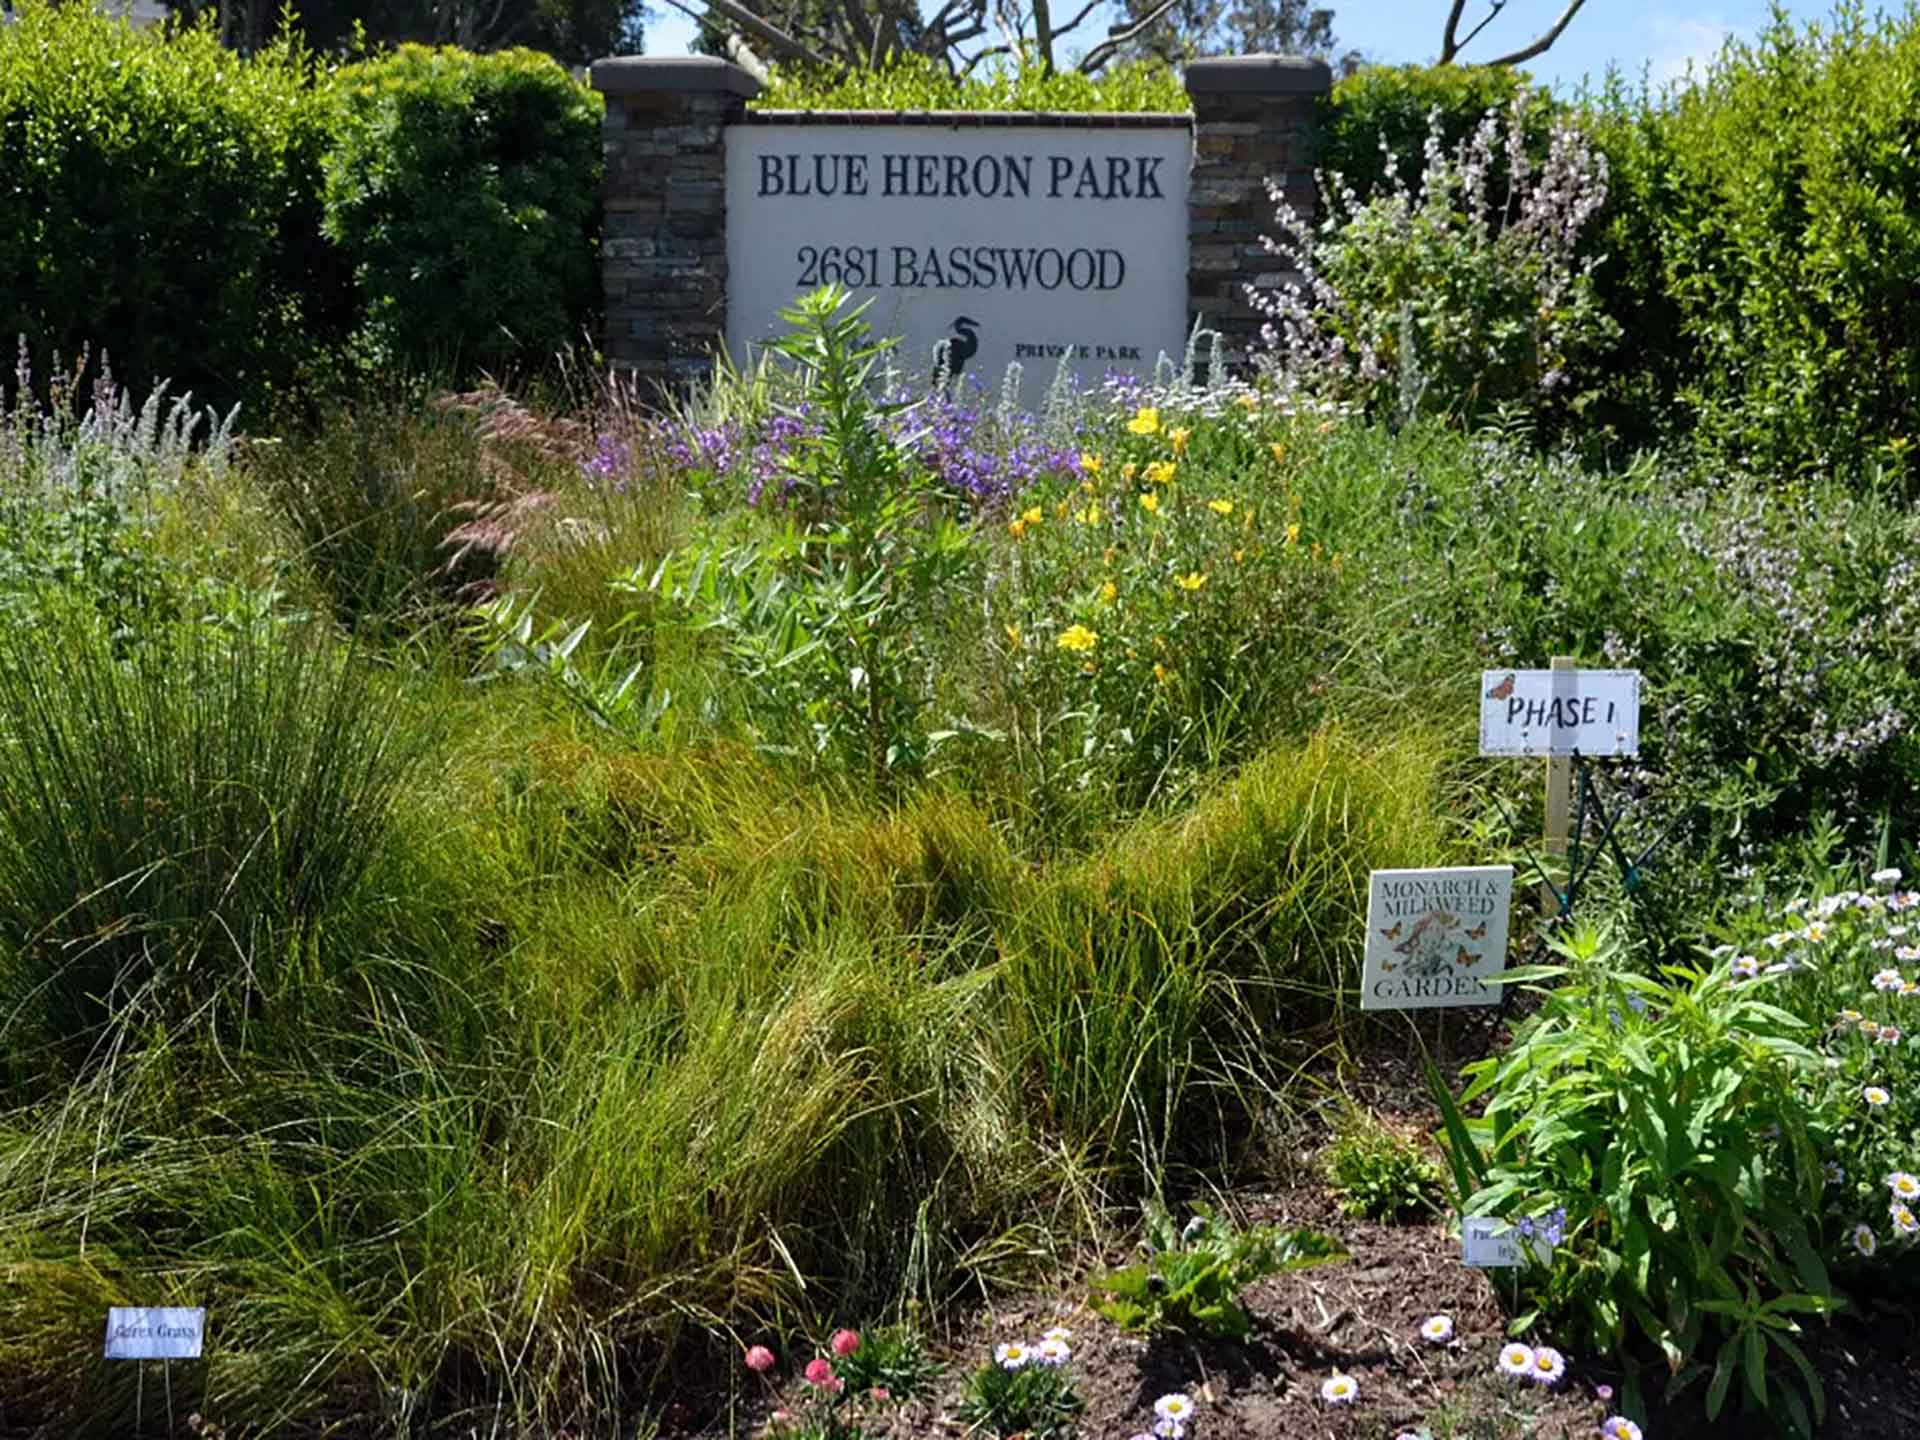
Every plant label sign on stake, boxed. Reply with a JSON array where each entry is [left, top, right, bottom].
[[103, 1307, 204, 1360], [1478, 667, 1641, 758], [1461, 1217, 1553, 1267], [1361, 866, 1513, 1010]]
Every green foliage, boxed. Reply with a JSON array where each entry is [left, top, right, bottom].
[[956, 1351, 1083, 1439], [1324, 1103, 1443, 1221], [823, 1325, 943, 1403], [0, 2, 337, 412], [647, 287, 979, 785], [1319, 63, 1549, 202], [320, 44, 602, 378], [756, 52, 1189, 113], [1089, 1200, 1345, 1339], [1258, 96, 1617, 428], [253, 391, 527, 639], [0, 609, 435, 1054], [1443, 924, 1833, 1435], [1575, 5, 1920, 473]]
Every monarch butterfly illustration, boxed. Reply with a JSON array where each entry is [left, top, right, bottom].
[[1379, 922, 1403, 940], [1465, 922, 1488, 939], [1455, 946, 1477, 966], [1485, 673, 1516, 701]]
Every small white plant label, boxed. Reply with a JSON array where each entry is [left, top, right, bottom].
[[103, 1307, 204, 1360], [1361, 866, 1513, 1010], [1478, 669, 1641, 757], [1461, 1217, 1551, 1268]]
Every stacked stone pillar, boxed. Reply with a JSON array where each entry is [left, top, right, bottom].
[[589, 56, 761, 393], [1184, 56, 1331, 373]]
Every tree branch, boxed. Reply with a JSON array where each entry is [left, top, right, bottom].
[[1077, 0, 1180, 73], [1031, 0, 1054, 72], [1438, 0, 1468, 62], [696, 0, 835, 67], [1452, 0, 1508, 58], [1481, 0, 1587, 66], [1050, 0, 1101, 40]]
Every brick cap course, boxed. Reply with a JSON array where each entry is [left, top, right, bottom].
[[590, 55, 762, 98], [1184, 55, 1331, 97]]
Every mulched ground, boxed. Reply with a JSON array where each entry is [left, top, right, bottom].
[[681, 1011, 1920, 1440]]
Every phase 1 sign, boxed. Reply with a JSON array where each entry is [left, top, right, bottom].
[[1478, 668, 1640, 757], [1361, 866, 1513, 1011], [103, 1307, 204, 1360]]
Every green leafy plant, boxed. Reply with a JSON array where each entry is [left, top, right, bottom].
[[1436, 922, 1834, 1436], [827, 1325, 943, 1403], [1089, 1201, 1346, 1339], [320, 44, 601, 379], [956, 1349, 1082, 1439], [1324, 1103, 1444, 1221], [647, 286, 977, 786]]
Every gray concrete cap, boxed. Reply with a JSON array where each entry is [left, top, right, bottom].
[[591, 55, 762, 98], [1184, 55, 1332, 96]]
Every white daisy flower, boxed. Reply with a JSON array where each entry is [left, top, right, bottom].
[[1497, 1343, 1535, 1379], [1419, 1314, 1453, 1343], [1319, 1373, 1358, 1405]]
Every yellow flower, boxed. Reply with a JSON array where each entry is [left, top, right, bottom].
[[1233, 547, 1245, 563], [1207, 498, 1234, 516], [1081, 452, 1103, 475], [1023, 505, 1044, 526], [1055, 500, 1069, 518], [1127, 407, 1160, 436], [1007, 518, 1028, 539], [1057, 623, 1098, 653], [1099, 580, 1117, 604], [1153, 662, 1172, 684], [1139, 491, 1160, 514], [1004, 623, 1022, 647], [1081, 479, 1097, 495], [1076, 503, 1102, 524], [1285, 522, 1301, 546], [1269, 442, 1286, 464], [1176, 571, 1209, 591], [1122, 462, 1137, 482], [1143, 460, 1177, 486], [1237, 392, 1258, 411], [1169, 426, 1190, 456]]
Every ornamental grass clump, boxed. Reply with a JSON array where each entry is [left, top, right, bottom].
[[0, 608, 434, 1056]]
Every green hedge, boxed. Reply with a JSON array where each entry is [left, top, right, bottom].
[[0, 3, 329, 408], [321, 45, 603, 378], [755, 52, 1190, 112], [1587, 9, 1920, 475], [0, 8, 601, 412]]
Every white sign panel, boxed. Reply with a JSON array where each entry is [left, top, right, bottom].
[[1462, 1217, 1552, 1268], [1478, 669, 1641, 757], [726, 123, 1191, 404], [103, 1307, 204, 1360], [1361, 866, 1512, 1011]]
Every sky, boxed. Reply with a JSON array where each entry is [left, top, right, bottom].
[[640, 0, 1843, 94]]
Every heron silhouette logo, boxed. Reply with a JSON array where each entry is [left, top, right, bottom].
[[934, 316, 980, 383]]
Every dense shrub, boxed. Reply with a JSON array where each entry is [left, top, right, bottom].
[[1254, 96, 1616, 428], [755, 51, 1189, 112], [320, 45, 602, 377], [0, 2, 334, 412], [1579, 9, 1920, 475]]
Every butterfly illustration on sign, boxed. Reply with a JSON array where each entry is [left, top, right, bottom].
[[1391, 908, 1479, 979], [1485, 672, 1516, 701]]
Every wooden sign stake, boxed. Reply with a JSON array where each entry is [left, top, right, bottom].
[[1541, 654, 1575, 913]]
